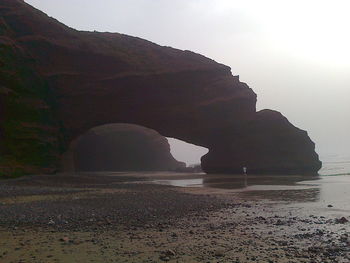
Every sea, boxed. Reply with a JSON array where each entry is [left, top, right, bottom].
[[319, 154, 350, 176]]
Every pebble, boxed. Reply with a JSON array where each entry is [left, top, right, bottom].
[[335, 217, 349, 224]]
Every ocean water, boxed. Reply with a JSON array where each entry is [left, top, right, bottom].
[[149, 154, 350, 189], [319, 154, 350, 176]]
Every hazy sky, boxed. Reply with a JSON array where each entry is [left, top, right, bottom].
[[25, 0, 350, 164]]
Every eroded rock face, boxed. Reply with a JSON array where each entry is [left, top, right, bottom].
[[201, 110, 321, 174], [74, 124, 185, 172], [0, 0, 321, 176]]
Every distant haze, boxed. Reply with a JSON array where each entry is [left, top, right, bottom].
[[25, 0, 350, 164], [167, 138, 208, 166]]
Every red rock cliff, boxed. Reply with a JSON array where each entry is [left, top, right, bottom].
[[0, 0, 321, 175]]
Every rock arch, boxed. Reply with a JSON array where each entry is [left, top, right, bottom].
[[0, 0, 321, 176]]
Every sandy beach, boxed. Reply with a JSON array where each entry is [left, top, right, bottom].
[[0, 172, 349, 263]]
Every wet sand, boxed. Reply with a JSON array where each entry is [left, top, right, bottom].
[[0, 172, 349, 262]]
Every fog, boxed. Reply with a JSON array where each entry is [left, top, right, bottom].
[[25, 0, 350, 163]]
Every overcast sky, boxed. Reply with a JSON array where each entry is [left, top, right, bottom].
[[25, 0, 350, 164]]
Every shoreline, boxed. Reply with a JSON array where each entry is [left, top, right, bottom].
[[0, 172, 349, 262]]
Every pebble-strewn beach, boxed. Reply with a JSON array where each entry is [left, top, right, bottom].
[[0, 172, 349, 262]]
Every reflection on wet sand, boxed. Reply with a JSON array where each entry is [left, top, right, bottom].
[[153, 174, 320, 189], [202, 174, 320, 189], [124, 172, 350, 211], [204, 175, 322, 202], [152, 174, 322, 203]]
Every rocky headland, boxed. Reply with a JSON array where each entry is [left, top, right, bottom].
[[0, 0, 321, 176]]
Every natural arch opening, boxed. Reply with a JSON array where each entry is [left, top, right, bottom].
[[167, 138, 209, 168], [61, 124, 208, 173]]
